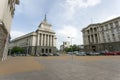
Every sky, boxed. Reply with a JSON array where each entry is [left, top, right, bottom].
[[11, 0, 120, 48]]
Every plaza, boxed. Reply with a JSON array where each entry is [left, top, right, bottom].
[[0, 55, 120, 80]]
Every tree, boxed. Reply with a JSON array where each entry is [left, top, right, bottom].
[[11, 46, 24, 55], [72, 45, 79, 51], [64, 47, 71, 52], [63, 45, 80, 52]]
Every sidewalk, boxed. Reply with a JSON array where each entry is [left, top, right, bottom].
[[0, 56, 44, 76]]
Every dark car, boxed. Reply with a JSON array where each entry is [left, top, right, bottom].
[[41, 53, 48, 56], [53, 53, 60, 56], [99, 51, 106, 55]]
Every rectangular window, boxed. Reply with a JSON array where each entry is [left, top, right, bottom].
[[110, 23, 113, 29], [105, 24, 108, 30], [115, 21, 119, 27]]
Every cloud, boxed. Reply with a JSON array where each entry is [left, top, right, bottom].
[[10, 31, 27, 40], [56, 25, 83, 49], [57, 25, 78, 38], [61, 0, 101, 20]]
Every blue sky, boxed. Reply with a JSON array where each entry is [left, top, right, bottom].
[[11, 0, 120, 48]]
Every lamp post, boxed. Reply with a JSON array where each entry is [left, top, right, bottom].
[[26, 39, 29, 56], [68, 37, 74, 60]]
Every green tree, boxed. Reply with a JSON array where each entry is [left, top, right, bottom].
[[11, 46, 24, 54], [64, 47, 71, 52], [72, 45, 79, 51], [64, 45, 80, 53]]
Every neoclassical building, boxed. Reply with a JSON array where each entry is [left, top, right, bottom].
[[9, 16, 57, 56], [82, 16, 120, 52], [0, 0, 19, 61]]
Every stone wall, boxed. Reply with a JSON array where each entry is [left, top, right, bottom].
[[0, 26, 7, 60]]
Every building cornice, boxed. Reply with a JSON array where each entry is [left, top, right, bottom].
[[36, 29, 56, 34], [82, 16, 120, 32], [11, 32, 36, 42], [82, 23, 100, 32], [100, 16, 120, 25]]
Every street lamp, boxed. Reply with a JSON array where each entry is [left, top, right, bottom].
[[26, 39, 29, 56], [68, 36, 74, 60]]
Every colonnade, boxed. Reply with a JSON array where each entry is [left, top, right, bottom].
[[37, 33, 55, 47]]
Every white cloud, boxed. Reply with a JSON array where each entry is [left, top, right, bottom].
[[56, 25, 83, 49], [57, 25, 78, 38], [61, 0, 101, 20], [10, 31, 27, 39]]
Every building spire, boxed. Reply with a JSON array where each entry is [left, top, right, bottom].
[[44, 14, 47, 22]]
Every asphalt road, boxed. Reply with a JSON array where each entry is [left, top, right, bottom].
[[0, 56, 120, 80]]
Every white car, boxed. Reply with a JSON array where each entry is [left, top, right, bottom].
[[89, 52, 100, 56], [76, 52, 86, 56]]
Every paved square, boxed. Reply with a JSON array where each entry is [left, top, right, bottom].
[[0, 56, 120, 80]]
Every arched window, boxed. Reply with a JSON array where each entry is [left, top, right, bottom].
[[46, 49, 48, 53], [42, 49, 44, 53], [49, 49, 51, 53]]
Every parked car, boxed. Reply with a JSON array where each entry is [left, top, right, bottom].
[[93, 52, 100, 56], [74, 51, 79, 54], [67, 52, 73, 55], [116, 51, 120, 55], [53, 53, 60, 56], [41, 53, 48, 56], [76, 52, 86, 56], [86, 52, 94, 56], [104, 52, 117, 55], [99, 51, 106, 55], [48, 53, 53, 56], [87, 52, 100, 56]]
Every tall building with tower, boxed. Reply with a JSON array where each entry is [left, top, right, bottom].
[[9, 15, 57, 56], [0, 0, 19, 61]]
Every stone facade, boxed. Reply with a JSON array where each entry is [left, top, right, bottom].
[[82, 16, 120, 52], [0, 0, 19, 61], [9, 16, 57, 56]]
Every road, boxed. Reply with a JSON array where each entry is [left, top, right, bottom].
[[0, 55, 120, 80]]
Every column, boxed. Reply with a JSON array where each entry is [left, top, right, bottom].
[[37, 34, 40, 46], [52, 36, 54, 46], [90, 35, 92, 43], [41, 34, 43, 46], [93, 35, 96, 44], [42, 34, 45, 46], [47, 34, 49, 46], [46, 35, 48, 46], [50, 35, 52, 46], [44, 34, 46, 46], [49, 35, 51, 46], [39, 34, 41, 46]]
